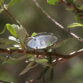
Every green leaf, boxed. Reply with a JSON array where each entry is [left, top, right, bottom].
[[0, 26, 6, 35], [19, 62, 38, 75], [8, 0, 21, 8], [6, 24, 18, 38], [47, 0, 59, 5], [35, 59, 48, 63], [6, 24, 28, 44], [68, 23, 83, 28], [31, 32, 37, 37]]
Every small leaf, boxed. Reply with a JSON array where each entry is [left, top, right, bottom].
[[35, 59, 48, 63], [47, 0, 59, 5], [0, 26, 6, 35], [9, 24, 28, 44], [8, 0, 21, 8], [68, 23, 83, 28], [31, 32, 37, 37], [19, 62, 37, 75], [6, 24, 18, 38], [6, 24, 28, 44]]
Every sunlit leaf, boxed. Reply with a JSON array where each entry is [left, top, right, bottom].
[[6, 24, 28, 44], [31, 32, 37, 37], [35, 59, 48, 63], [6, 24, 18, 38], [47, 0, 59, 5], [68, 23, 83, 28], [8, 0, 21, 8]]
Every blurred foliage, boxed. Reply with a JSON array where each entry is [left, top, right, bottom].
[[0, 0, 83, 83]]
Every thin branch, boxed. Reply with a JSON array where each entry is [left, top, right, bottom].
[[0, 48, 83, 59], [4, 8, 20, 25], [1, 1, 21, 26], [32, 0, 83, 42]]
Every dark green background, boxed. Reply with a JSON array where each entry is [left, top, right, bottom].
[[0, 0, 83, 83]]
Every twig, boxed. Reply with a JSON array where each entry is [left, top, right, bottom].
[[0, 48, 83, 59], [32, 0, 83, 42], [1, 1, 21, 25], [4, 8, 20, 25]]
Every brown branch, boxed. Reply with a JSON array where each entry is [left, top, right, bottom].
[[3, 7, 21, 26], [4, 8, 20, 24], [0, 48, 83, 59], [32, 0, 83, 42], [1, 1, 21, 25]]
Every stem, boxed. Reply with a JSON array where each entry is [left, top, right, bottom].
[[0, 48, 83, 59], [1, 1, 21, 25], [3, 8, 21, 25]]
